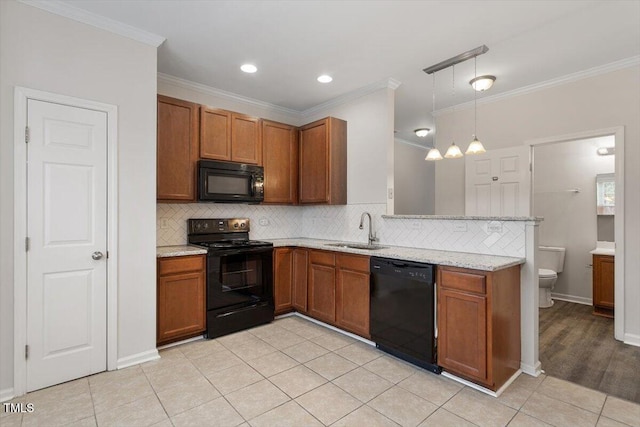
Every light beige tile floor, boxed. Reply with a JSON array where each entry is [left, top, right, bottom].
[[5, 316, 640, 427]]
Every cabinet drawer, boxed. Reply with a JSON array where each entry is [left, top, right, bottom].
[[337, 254, 369, 272], [158, 255, 205, 276], [310, 250, 335, 266], [440, 268, 486, 294]]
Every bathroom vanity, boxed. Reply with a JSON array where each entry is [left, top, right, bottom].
[[591, 244, 615, 318]]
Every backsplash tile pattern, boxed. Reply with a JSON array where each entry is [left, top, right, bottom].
[[156, 204, 302, 246], [157, 203, 526, 258], [379, 217, 526, 257], [301, 203, 387, 243]]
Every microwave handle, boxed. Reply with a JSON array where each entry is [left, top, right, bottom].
[[249, 175, 255, 196]]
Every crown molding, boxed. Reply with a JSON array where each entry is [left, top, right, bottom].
[[433, 55, 640, 116], [158, 73, 303, 117], [19, 0, 166, 47], [395, 138, 432, 150], [301, 77, 402, 119]]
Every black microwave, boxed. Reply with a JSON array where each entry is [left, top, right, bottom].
[[198, 160, 264, 203]]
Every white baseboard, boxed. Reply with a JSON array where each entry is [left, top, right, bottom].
[[291, 313, 375, 346], [0, 388, 15, 402], [623, 333, 640, 347], [116, 349, 160, 369], [521, 360, 542, 377], [551, 293, 592, 306], [157, 335, 204, 351]]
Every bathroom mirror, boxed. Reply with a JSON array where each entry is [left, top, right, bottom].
[[596, 173, 615, 215]]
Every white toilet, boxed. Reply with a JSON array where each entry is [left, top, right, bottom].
[[538, 246, 566, 308]]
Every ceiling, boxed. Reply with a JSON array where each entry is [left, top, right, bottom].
[[59, 0, 640, 147]]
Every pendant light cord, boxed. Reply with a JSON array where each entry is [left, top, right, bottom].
[[474, 57, 477, 138], [451, 64, 455, 144]]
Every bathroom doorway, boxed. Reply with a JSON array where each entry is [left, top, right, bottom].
[[528, 128, 639, 402]]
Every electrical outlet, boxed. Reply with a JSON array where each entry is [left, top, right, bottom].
[[411, 221, 421, 230], [454, 223, 467, 232], [160, 219, 169, 229], [388, 188, 394, 199], [259, 218, 270, 226], [487, 221, 503, 233]]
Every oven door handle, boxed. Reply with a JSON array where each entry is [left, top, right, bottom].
[[210, 246, 274, 257], [216, 303, 265, 318]]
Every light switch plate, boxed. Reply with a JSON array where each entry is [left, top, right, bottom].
[[160, 219, 169, 229], [259, 218, 270, 226]]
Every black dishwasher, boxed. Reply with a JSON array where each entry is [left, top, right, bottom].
[[370, 257, 441, 374]]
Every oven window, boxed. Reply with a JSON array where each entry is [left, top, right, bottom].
[[207, 173, 250, 195], [220, 253, 261, 291]]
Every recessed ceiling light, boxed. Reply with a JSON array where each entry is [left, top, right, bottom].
[[241, 64, 257, 73], [317, 75, 333, 83]]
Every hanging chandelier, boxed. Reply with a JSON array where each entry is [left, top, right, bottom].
[[423, 45, 494, 161]]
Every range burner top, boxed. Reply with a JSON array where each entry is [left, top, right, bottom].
[[187, 218, 273, 251]]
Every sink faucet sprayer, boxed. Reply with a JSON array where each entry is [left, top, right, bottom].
[[359, 212, 378, 246]]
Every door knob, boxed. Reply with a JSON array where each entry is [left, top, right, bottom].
[[92, 251, 104, 260]]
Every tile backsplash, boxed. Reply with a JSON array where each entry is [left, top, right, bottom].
[[157, 203, 526, 257]]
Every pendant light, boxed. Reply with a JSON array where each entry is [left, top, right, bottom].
[[425, 72, 443, 161], [466, 57, 487, 155], [444, 65, 463, 159]]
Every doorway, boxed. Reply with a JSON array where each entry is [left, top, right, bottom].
[[528, 128, 634, 401], [13, 87, 119, 395]]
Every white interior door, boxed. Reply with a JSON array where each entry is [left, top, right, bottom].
[[26, 99, 108, 391], [465, 145, 531, 216]]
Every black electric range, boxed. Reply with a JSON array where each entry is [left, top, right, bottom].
[[188, 218, 274, 338]]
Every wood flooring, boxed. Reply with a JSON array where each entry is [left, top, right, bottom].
[[539, 300, 640, 403]]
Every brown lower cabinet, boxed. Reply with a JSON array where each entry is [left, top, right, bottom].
[[273, 248, 309, 315], [273, 247, 370, 338], [336, 254, 370, 338], [157, 255, 206, 346], [437, 264, 521, 391], [592, 254, 614, 318]]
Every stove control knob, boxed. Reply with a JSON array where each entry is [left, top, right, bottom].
[[240, 222, 246, 228], [233, 223, 239, 229], [194, 223, 201, 231], [203, 223, 209, 229]]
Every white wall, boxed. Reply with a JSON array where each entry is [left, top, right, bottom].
[[0, 1, 158, 394], [534, 136, 615, 302], [304, 88, 395, 206], [434, 65, 640, 342], [394, 140, 435, 215]]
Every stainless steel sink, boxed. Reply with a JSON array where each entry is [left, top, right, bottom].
[[325, 242, 388, 250]]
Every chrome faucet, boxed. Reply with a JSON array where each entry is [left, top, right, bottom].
[[359, 212, 378, 246]]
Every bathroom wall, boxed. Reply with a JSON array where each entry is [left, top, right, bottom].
[[533, 135, 615, 303], [597, 216, 615, 242]]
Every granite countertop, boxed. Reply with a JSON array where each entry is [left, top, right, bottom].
[[382, 215, 543, 222], [266, 238, 524, 271], [156, 245, 208, 258]]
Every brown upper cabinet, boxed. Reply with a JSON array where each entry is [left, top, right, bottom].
[[299, 117, 347, 205], [157, 95, 200, 202], [200, 108, 262, 165], [262, 120, 298, 204]]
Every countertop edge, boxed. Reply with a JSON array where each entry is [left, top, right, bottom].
[[267, 239, 525, 272], [156, 245, 208, 258]]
